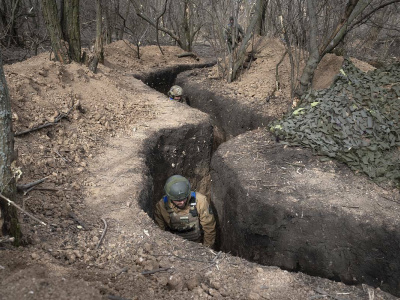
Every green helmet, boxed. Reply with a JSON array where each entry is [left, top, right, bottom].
[[164, 175, 191, 201], [168, 85, 183, 98]]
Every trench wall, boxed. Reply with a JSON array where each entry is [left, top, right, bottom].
[[133, 63, 215, 95], [140, 68, 274, 150], [175, 74, 273, 148]]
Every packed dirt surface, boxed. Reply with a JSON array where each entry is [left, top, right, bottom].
[[0, 39, 397, 300]]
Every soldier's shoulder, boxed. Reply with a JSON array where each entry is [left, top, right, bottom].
[[156, 196, 167, 206], [194, 192, 207, 203]]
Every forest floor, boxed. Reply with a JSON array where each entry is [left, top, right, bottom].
[[0, 39, 395, 300]]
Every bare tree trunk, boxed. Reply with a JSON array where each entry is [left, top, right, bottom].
[[56, 0, 63, 25], [0, 49, 20, 244], [182, 0, 191, 51], [6, 0, 21, 47], [0, 0, 22, 47], [230, 0, 264, 82], [0, 1, 8, 34], [115, 1, 130, 42], [256, 0, 268, 36], [103, 2, 112, 44], [94, 0, 104, 64], [295, 0, 320, 97], [63, 0, 81, 63], [276, 0, 295, 98], [155, 0, 169, 55], [40, 0, 70, 63], [112, 0, 120, 41]]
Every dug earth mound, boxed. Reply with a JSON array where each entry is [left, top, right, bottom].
[[0, 40, 398, 299]]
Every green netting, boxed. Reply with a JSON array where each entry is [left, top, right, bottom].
[[270, 59, 400, 185]]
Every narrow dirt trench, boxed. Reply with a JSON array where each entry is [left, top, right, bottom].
[[139, 66, 400, 298]]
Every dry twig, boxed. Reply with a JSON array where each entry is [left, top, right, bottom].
[[0, 193, 47, 226], [17, 177, 47, 192], [69, 211, 89, 230], [381, 195, 400, 205], [199, 251, 223, 271], [0, 236, 15, 243], [96, 218, 108, 249], [114, 267, 128, 277], [54, 150, 70, 162], [152, 253, 209, 263], [14, 105, 74, 136], [141, 267, 172, 275], [311, 288, 347, 300]]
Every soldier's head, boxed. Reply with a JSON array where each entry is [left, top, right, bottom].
[[168, 85, 183, 101], [164, 175, 191, 208], [229, 16, 234, 24]]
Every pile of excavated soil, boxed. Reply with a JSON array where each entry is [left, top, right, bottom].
[[0, 40, 396, 300]]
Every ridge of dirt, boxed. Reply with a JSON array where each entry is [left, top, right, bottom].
[[1, 39, 395, 300]]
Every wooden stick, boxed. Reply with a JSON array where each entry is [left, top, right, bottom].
[[212, 251, 222, 263], [69, 212, 89, 230], [114, 267, 128, 276], [199, 251, 223, 271], [0, 193, 47, 226], [32, 187, 72, 192], [54, 150, 70, 162], [14, 105, 74, 137], [0, 236, 15, 243], [23, 186, 36, 195], [17, 177, 47, 192], [141, 267, 171, 275], [96, 218, 108, 249], [152, 253, 209, 263], [313, 288, 347, 300]]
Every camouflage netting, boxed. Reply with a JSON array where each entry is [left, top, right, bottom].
[[271, 59, 400, 185]]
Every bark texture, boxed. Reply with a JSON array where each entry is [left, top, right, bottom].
[[40, 0, 70, 63], [63, 0, 81, 63], [94, 0, 104, 64], [0, 49, 20, 243]]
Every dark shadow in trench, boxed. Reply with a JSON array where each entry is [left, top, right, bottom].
[[132, 63, 216, 95]]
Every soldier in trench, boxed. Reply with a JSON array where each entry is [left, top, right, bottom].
[[154, 175, 216, 248], [168, 85, 184, 102]]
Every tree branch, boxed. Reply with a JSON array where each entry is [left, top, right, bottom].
[[320, 0, 373, 57], [129, 0, 183, 48], [96, 218, 108, 249], [348, 0, 400, 32], [0, 193, 47, 226], [14, 105, 74, 136], [155, 0, 169, 55], [16, 177, 47, 192]]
